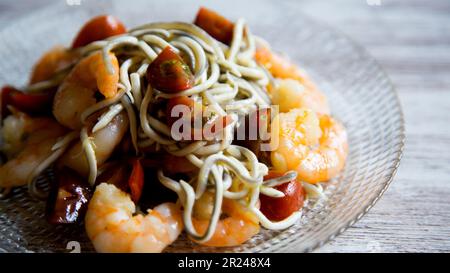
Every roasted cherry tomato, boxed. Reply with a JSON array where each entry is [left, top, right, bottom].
[[141, 154, 197, 175], [46, 168, 92, 224], [194, 7, 234, 45], [96, 162, 129, 192], [138, 168, 178, 210], [204, 115, 234, 139], [128, 158, 144, 203], [72, 15, 126, 48], [147, 47, 194, 93], [97, 159, 144, 203], [233, 108, 271, 164], [1, 86, 54, 116], [166, 95, 233, 141], [259, 171, 305, 221], [1, 86, 12, 115], [236, 107, 271, 141], [166, 95, 197, 126], [166, 95, 207, 141]]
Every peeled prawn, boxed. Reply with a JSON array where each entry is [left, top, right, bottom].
[[192, 195, 260, 247], [272, 78, 330, 114], [271, 108, 348, 183], [255, 45, 329, 114], [0, 112, 66, 188], [53, 51, 119, 129], [30, 46, 78, 84], [255, 44, 309, 82], [59, 111, 128, 178], [85, 183, 183, 253]]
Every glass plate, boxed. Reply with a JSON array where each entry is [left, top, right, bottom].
[[0, 0, 404, 253]]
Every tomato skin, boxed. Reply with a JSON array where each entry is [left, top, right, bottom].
[[128, 158, 144, 203], [141, 154, 197, 175], [259, 171, 305, 221], [233, 108, 272, 165], [147, 47, 194, 93], [1, 86, 54, 116], [168, 95, 206, 139], [1, 86, 13, 115], [96, 162, 129, 191], [166, 95, 196, 111], [166, 95, 197, 126], [194, 7, 234, 45], [166, 96, 232, 140], [72, 15, 126, 48], [204, 115, 233, 139], [46, 168, 92, 224], [96, 158, 144, 203]]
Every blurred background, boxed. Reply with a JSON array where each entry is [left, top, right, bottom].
[[0, 0, 449, 252]]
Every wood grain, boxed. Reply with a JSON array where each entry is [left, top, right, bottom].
[[0, 0, 449, 253]]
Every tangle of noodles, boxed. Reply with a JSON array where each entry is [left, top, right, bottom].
[[12, 18, 327, 241]]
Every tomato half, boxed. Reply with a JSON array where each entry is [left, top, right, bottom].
[[259, 171, 305, 221], [166, 95, 197, 126], [128, 158, 144, 203], [194, 7, 234, 45], [72, 15, 126, 48], [1, 86, 54, 116], [140, 154, 197, 175], [46, 168, 92, 224], [147, 47, 194, 93]]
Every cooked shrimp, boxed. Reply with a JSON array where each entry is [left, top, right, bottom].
[[272, 78, 330, 114], [270, 108, 348, 184], [0, 112, 66, 188], [53, 51, 119, 129], [255, 45, 329, 114], [192, 194, 260, 247], [59, 111, 128, 178], [85, 183, 183, 253], [255, 44, 305, 81], [30, 46, 78, 84]]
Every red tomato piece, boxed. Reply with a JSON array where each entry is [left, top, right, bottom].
[[141, 154, 197, 175], [166, 95, 197, 126], [72, 15, 126, 48], [163, 154, 197, 174], [194, 7, 234, 45], [259, 171, 305, 221], [46, 167, 92, 224], [147, 47, 194, 93], [1, 86, 54, 116], [128, 158, 144, 203], [204, 115, 234, 139], [1, 85, 13, 115], [96, 162, 129, 192]]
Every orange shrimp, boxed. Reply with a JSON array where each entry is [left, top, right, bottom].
[[270, 108, 348, 183], [85, 183, 183, 253], [30, 46, 78, 84], [255, 45, 330, 114], [272, 78, 330, 114], [52, 51, 119, 129], [59, 111, 129, 178], [255, 44, 307, 82], [0, 111, 66, 188], [192, 195, 260, 247]]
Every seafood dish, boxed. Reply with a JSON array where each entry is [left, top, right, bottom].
[[0, 7, 348, 252]]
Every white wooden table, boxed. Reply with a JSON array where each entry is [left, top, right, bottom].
[[0, 0, 449, 253]]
